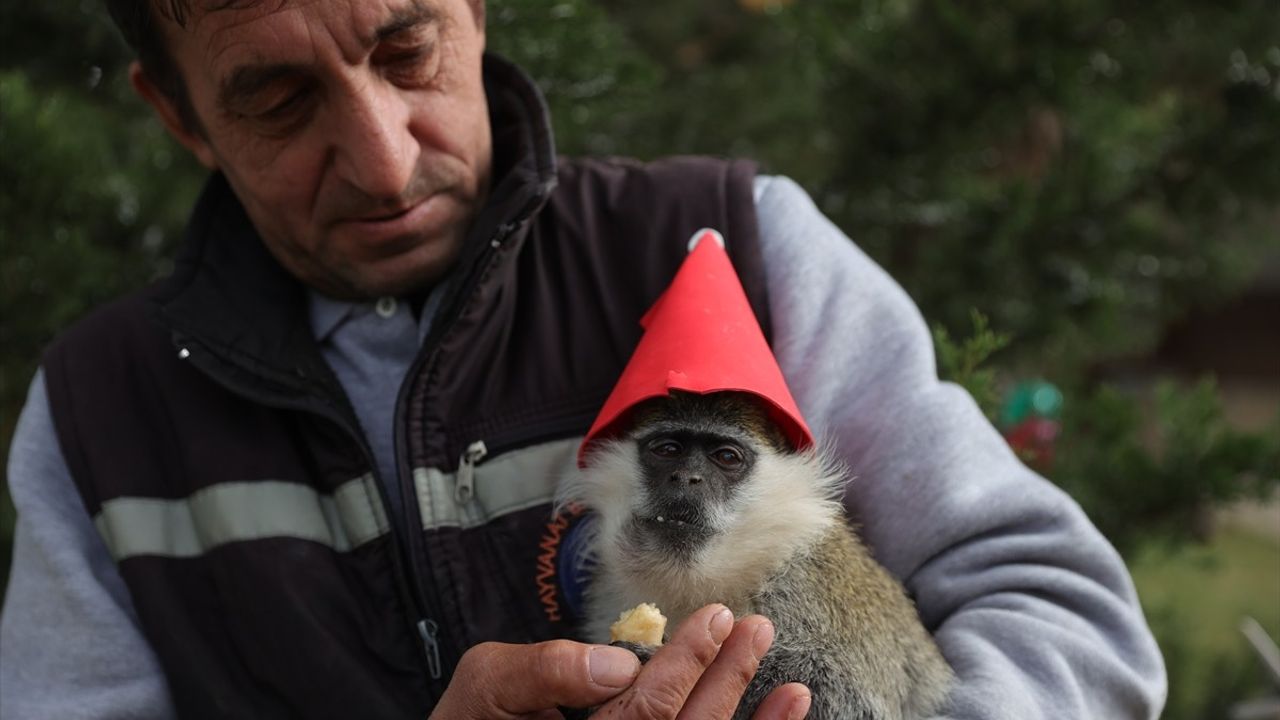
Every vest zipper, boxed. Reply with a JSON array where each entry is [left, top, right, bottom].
[[453, 441, 488, 505], [392, 210, 541, 690], [417, 619, 444, 679]]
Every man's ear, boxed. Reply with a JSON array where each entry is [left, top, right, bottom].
[[128, 61, 219, 170]]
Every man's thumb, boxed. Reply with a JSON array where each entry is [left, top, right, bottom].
[[432, 640, 641, 718]]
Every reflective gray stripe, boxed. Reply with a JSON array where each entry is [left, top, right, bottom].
[[92, 437, 581, 560], [330, 474, 391, 547], [93, 476, 387, 561], [414, 437, 579, 530]]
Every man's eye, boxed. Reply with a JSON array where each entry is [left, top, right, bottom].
[[710, 447, 744, 469], [648, 439, 683, 458], [239, 85, 315, 133], [388, 47, 429, 67], [384, 46, 441, 85], [259, 89, 310, 120], [376, 23, 442, 86]]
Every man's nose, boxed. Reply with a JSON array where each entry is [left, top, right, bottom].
[[331, 80, 419, 200]]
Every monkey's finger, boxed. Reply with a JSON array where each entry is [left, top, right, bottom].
[[749, 682, 811, 720], [675, 615, 773, 719], [597, 604, 735, 718], [430, 640, 640, 718]]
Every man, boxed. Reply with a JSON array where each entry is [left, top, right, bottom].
[[0, 0, 1166, 717]]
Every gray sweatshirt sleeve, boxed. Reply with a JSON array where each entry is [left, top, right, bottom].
[[754, 175, 1167, 718], [1, 370, 177, 719]]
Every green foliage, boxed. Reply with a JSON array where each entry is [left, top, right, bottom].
[[810, 0, 1280, 367], [0, 1, 204, 589], [1131, 528, 1280, 720], [1054, 378, 1280, 554], [931, 310, 1010, 419], [934, 312, 1279, 559], [0, 71, 200, 401], [534, 0, 1280, 370], [488, 0, 662, 157]]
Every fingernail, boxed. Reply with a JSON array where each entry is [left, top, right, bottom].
[[709, 607, 733, 645], [752, 620, 775, 660], [589, 646, 640, 689], [789, 692, 812, 719]]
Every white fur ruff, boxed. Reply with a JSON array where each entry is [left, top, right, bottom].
[[558, 441, 848, 641]]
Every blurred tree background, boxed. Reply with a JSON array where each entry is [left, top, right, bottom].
[[2, 0, 1278, 716]]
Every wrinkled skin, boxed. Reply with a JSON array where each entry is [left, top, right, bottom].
[[133, 0, 493, 299]]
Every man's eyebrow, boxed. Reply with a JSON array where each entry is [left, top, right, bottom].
[[219, 63, 306, 109], [368, 1, 440, 46]]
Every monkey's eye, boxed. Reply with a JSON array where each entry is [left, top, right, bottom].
[[710, 446, 745, 470], [647, 439, 683, 458]]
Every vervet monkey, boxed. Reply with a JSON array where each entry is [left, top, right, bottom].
[[560, 391, 953, 720]]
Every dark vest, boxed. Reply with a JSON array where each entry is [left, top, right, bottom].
[[42, 56, 768, 718]]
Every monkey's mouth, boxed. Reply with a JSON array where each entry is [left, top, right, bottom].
[[633, 504, 713, 540], [641, 514, 705, 530]]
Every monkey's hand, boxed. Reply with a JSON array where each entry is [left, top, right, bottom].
[[427, 604, 810, 719], [608, 640, 656, 665]]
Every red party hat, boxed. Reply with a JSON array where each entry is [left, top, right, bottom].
[[579, 229, 814, 466]]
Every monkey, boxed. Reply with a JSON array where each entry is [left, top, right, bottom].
[[558, 391, 953, 720]]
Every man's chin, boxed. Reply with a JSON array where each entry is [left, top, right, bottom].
[[328, 242, 463, 300]]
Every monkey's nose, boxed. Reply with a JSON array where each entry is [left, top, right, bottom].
[[670, 473, 702, 485]]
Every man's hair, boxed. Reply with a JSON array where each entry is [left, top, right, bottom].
[[105, 0, 484, 134], [104, 0, 247, 132]]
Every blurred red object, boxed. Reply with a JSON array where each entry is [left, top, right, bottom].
[[1004, 416, 1060, 471]]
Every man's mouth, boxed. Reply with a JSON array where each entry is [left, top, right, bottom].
[[358, 200, 424, 223], [332, 193, 458, 253]]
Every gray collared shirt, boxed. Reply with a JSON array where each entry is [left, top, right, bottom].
[[308, 282, 450, 525]]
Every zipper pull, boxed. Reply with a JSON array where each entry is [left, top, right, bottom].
[[417, 619, 443, 679], [454, 440, 488, 505]]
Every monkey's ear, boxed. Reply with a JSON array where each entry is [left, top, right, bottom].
[[128, 61, 219, 171]]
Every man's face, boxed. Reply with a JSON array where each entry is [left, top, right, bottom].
[[143, 0, 492, 299]]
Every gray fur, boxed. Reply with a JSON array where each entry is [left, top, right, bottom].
[[734, 525, 952, 719]]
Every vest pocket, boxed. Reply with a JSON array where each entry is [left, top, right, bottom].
[[411, 437, 588, 647]]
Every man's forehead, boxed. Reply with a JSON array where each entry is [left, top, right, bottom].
[[155, 0, 281, 37], [160, 0, 440, 63]]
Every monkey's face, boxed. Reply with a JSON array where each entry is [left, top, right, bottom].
[[568, 392, 843, 609], [567, 392, 813, 575], [626, 423, 758, 557], [600, 392, 785, 563]]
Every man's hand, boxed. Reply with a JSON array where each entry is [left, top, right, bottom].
[[429, 604, 811, 719]]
